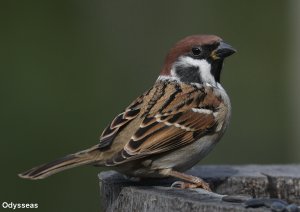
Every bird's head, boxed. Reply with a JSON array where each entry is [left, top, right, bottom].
[[159, 35, 236, 86]]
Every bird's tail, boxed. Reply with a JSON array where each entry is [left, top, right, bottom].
[[18, 145, 102, 180]]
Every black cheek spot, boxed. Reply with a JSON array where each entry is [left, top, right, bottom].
[[175, 66, 202, 84]]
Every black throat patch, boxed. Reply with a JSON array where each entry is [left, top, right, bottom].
[[209, 59, 223, 83]]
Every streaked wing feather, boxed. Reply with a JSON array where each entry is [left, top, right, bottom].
[[98, 91, 147, 150], [106, 86, 220, 166]]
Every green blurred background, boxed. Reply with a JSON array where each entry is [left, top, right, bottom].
[[1, 1, 299, 211]]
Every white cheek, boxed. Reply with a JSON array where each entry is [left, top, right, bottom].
[[170, 68, 177, 78], [197, 60, 213, 82], [173, 56, 216, 85], [190, 58, 214, 84]]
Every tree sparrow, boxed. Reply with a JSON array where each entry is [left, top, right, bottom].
[[19, 35, 236, 191]]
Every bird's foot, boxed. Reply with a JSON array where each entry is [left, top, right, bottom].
[[171, 180, 211, 191]]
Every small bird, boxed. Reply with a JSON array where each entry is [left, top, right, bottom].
[[19, 35, 236, 191]]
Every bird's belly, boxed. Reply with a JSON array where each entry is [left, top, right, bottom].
[[114, 134, 221, 178], [149, 133, 221, 172]]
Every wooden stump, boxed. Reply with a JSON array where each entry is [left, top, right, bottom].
[[99, 165, 300, 212]]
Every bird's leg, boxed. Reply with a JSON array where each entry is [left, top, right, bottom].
[[159, 169, 211, 191]]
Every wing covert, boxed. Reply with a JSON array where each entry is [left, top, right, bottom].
[[105, 84, 223, 166]]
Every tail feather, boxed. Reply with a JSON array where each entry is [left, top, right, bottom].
[[19, 146, 101, 180]]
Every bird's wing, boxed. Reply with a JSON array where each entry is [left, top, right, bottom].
[[105, 83, 224, 166], [98, 90, 148, 150]]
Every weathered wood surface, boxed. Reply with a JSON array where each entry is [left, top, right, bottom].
[[98, 165, 300, 212]]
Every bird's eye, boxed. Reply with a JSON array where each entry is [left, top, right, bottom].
[[192, 47, 201, 56]]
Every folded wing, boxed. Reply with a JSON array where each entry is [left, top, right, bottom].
[[105, 85, 222, 166]]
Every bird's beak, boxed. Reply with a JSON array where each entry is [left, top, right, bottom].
[[211, 41, 236, 60]]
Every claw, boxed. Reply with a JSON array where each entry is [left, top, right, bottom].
[[197, 181, 212, 192], [171, 181, 211, 191], [171, 181, 185, 188]]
